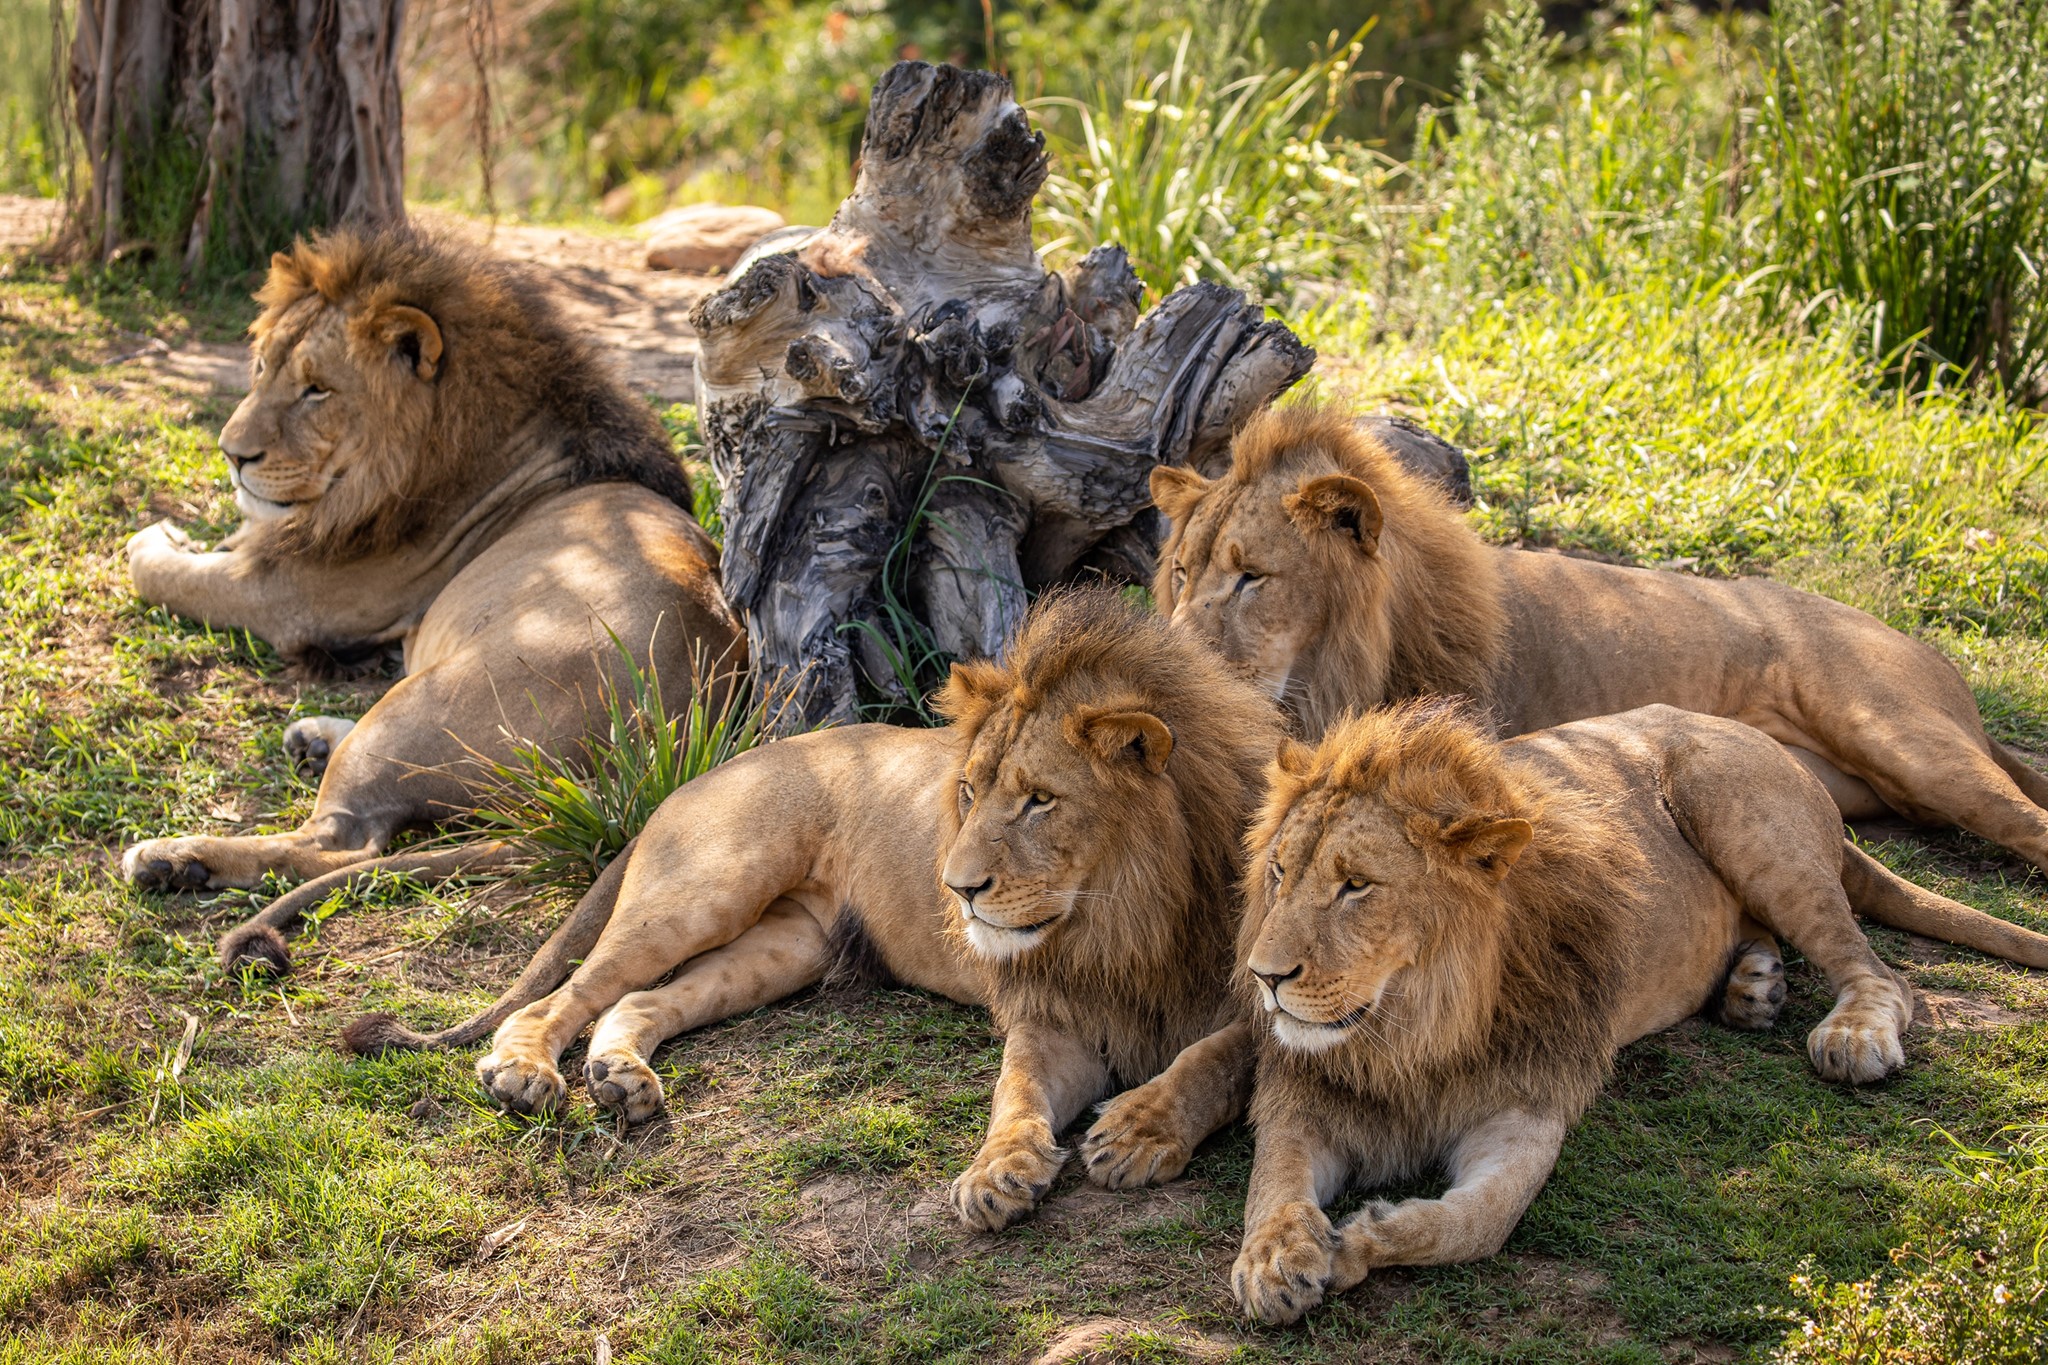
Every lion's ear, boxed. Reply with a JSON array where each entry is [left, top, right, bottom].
[[933, 659, 1007, 724], [1274, 737, 1314, 775], [1069, 707, 1175, 774], [1149, 464, 1211, 522], [366, 304, 444, 381], [1442, 815, 1533, 882], [1284, 474, 1383, 555]]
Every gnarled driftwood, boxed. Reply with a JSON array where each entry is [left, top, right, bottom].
[[690, 61, 1315, 727]]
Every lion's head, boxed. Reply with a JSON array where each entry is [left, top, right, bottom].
[[225, 225, 690, 561], [1149, 404, 1507, 737], [935, 588, 1281, 1076], [1238, 700, 1634, 1094]]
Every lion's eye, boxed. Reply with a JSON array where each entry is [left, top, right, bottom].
[[1344, 876, 1373, 895], [1024, 790, 1055, 812], [1234, 570, 1263, 594], [300, 383, 328, 402]]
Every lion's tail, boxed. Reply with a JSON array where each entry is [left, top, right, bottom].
[[1992, 741, 2048, 812], [339, 836, 638, 1056], [216, 841, 525, 976], [1841, 843, 2048, 969]]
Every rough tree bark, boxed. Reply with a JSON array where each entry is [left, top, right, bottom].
[[67, 0, 407, 271], [690, 62, 1317, 728]]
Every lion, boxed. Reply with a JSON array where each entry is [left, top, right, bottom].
[[1150, 403, 2048, 879], [937, 590, 1281, 1231], [1229, 700, 2048, 1325], [345, 590, 1272, 1166], [118, 225, 741, 971]]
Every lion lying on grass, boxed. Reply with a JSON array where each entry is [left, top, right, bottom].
[[119, 226, 740, 971], [1151, 404, 2048, 878], [346, 591, 1279, 1174], [937, 590, 1279, 1230], [1230, 700, 2048, 1325]]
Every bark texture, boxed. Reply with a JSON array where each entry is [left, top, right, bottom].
[[691, 62, 1315, 727], [67, 0, 407, 270]]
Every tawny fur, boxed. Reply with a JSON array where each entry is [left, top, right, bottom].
[[1153, 405, 1506, 736]]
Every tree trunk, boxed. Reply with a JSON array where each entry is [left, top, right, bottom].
[[66, 0, 407, 272], [691, 61, 1316, 729]]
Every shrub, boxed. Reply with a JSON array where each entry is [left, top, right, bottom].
[[1761, 0, 2048, 395]]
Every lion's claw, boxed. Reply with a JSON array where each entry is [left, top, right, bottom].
[[949, 1132, 1066, 1232], [1080, 1087, 1193, 1190], [1233, 1203, 1338, 1325]]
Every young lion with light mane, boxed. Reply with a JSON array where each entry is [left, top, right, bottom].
[[1151, 404, 2048, 881], [1230, 700, 2048, 1325], [119, 226, 739, 973]]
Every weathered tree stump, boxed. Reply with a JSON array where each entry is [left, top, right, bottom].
[[690, 61, 1315, 727]]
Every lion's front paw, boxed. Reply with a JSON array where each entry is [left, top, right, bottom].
[[949, 1127, 1066, 1232], [120, 839, 216, 892], [1080, 1084, 1194, 1190], [1233, 1202, 1338, 1325], [1807, 983, 1910, 1085], [584, 1052, 666, 1124], [477, 1048, 567, 1116], [125, 521, 198, 580], [283, 716, 356, 779]]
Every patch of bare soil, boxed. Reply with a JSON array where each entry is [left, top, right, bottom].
[[4, 197, 715, 404]]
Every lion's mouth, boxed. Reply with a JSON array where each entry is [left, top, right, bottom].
[[958, 901, 1067, 961]]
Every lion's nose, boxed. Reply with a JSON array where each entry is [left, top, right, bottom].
[[1252, 963, 1304, 993], [946, 874, 994, 908], [224, 447, 264, 471]]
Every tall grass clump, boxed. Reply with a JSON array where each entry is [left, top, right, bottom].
[[1762, 0, 2048, 395], [1776, 1127, 2048, 1364], [475, 638, 771, 883], [1032, 2, 1390, 303]]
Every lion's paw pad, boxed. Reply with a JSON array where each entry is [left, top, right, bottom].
[[283, 717, 355, 779], [477, 1052, 567, 1116], [585, 1054, 666, 1123], [120, 841, 213, 892], [1720, 941, 1787, 1031]]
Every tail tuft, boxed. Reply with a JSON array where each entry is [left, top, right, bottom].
[[341, 1012, 432, 1055], [219, 922, 291, 976]]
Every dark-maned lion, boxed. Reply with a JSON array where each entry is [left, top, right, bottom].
[[1150, 403, 2048, 878], [937, 591, 1281, 1230], [1230, 700, 2048, 1325], [119, 225, 741, 970]]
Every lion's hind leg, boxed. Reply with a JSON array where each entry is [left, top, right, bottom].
[[1665, 735, 1913, 1084], [582, 899, 827, 1123]]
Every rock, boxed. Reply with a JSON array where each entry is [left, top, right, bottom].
[[643, 204, 787, 273]]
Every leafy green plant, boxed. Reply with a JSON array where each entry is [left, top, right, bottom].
[[1777, 1127, 2048, 1364], [474, 635, 773, 882], [1761, 0, 2048, 394], [1033, 3, 1388, 302]]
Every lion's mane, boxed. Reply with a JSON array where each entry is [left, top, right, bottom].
[[252, 223, 691, 562], [1243, 699, 1644, 1170], [937, 589, 1282, 1084]]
